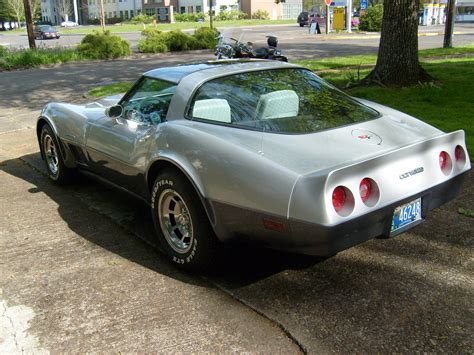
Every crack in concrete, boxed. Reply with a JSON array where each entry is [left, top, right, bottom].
[[1, 301, 22, 353]]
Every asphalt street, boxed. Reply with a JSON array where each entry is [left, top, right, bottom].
[[1, 30, 473, 352], [1, 23, 474, 58]]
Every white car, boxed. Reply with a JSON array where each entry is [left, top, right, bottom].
[[60, 21, 78, 27]]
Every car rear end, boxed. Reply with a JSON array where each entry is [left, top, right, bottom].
[[287, 130, 470, 256]]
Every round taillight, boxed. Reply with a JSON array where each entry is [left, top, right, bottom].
[[359, 178, 372, 203], [438, 150, 452, 175], [439, 151, 448, 170], [455, 145, 465, 161], [332, 186, 346, 213]]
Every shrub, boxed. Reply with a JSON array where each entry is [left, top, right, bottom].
[[130, 14, 155, 24], [164, 30, 191, 51], [77, 31, 131, 59], [141, 28, 162, 37], [175, 13, 206, 22], [252, 9, 270, 20], [137, 27, 218, 53], [215, 10, 247, 21], [138, 28, 168, 53], [106, 16, 123, 24], [87, 18, 100, 25], [359, 4, 383, 32], [0, 48, 84, 70], [192, 26, 219, 49], [0, 45, 7, 57], [138, 36, 168, 53]]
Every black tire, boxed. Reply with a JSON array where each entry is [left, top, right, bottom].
[[299, 23, 304, 27], [40, 124, 75, 184], [151, 169, 220, 272]]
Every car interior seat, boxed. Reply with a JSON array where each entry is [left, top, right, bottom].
[[192, 99, 232, 123], [254, 90, 299, 120]]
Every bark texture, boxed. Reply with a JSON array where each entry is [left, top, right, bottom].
[[367, 0, 431, 86]]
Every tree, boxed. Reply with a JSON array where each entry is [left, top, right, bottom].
[[365, 0, 430, 86], [56, 0, 72, 22], [31, 0, 42, 21], [8, 0, 25, 25]]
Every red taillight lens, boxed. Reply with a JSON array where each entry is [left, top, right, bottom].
[[332, 186, 346, 212], [455, 145, 465, 161], [439, 151, 448, 170], [359, 178, 372, 202]]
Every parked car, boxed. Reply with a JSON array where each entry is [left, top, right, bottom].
[[60, 20, 78, 27], [36, 60, 471, 271], [34, 25, 60, 39], [0, 21, 13, 31]]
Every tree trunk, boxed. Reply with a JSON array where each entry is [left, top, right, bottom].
[[443, 0, 456, 48], [23, 0, 36, 49], [367, 0, 431, 86]]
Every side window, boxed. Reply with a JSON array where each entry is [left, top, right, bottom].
[[121, 77, 176, 125]]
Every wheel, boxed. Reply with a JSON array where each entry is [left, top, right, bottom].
[[299, 23, 304, 27], [151, 169, 220, 271], [40, 124, 75, 184]]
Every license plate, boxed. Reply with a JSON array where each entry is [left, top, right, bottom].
[[391, 198, 422, 234]]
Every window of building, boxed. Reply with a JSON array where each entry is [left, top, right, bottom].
[[119, 10, 123, 18], [196, 5, 202, 12], [180, 6, 185, 13], [130, 10, 134, 17], [125, 10, 129, 18]]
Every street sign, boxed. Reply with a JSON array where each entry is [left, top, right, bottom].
[[360, 0, 368, 10], [330, 0, 347, 7], [325, 0, 331, 5]]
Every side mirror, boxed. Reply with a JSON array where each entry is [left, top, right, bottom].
[[105, 104, 123, 119]]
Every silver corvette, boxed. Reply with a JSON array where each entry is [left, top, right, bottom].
[[37, 60, 471, 270]]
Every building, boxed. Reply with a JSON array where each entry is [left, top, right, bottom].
[[88, 0, 143, 21], [239, 0, 301, 19], [40, 0, 81, 24], [456, 0, 474, 22], [421, 0, 447, 26]]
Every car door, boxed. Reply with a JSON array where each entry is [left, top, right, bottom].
[[85, 77, 177, 198]]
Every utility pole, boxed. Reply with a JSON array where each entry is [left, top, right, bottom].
[[100, 0, 106, 32], [443, 0, 456, 47], [325, 5, 330, 34], [346, 0, 352, 33], [209, 0, 213, 29], [23, 0, 36, 49], [73, 0, 79, 24]]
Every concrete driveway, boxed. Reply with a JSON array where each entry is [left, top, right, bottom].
[[0, 52, 473, 353]]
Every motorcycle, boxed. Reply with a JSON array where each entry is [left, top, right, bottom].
[[215, 34, 288, 62]]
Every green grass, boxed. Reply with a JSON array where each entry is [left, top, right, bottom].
[[10, 19, 294, 35], [0, 47, 85, 70], [88, 82, 132, 97], [312, 58, 474, 155], [294, 45, 474, 72]]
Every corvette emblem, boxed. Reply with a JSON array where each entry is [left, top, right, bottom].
[[351, 129, 382, 145], [399, 167, 424, 180]]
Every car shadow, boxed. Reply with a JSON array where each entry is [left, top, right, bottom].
[[2, 152, 472, 352], [0, 152, 324, 287]]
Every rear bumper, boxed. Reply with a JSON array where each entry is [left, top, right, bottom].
[[288, 170, 470, 256], [210, 171, 469, 255]]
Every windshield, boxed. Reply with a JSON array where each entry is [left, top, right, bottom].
[[188, 68, 379, 134], [39, 25, 54, 31]]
